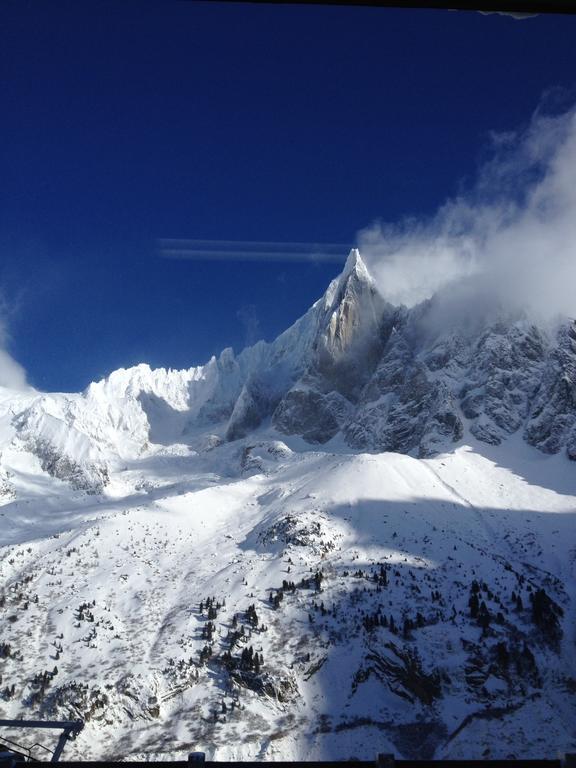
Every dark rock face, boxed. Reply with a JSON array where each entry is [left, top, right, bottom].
[[272, 386, 352, 444], [345, 329, 463, 457], [226, 381, 274, 442], [218, 251, 576, 461], [28, 437, 109, 493], [276, 303, 576, 460], [311, 256, 389, 400], [525, 322, 576, 458], [464, 322, 547, 446]]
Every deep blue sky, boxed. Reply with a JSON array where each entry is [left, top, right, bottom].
[[1, 1, 575, 391]]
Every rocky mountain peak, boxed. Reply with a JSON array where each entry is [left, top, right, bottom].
[[2, 250, 576, 473], [318, 251, 383, 364], [341, 246, 372, 283]]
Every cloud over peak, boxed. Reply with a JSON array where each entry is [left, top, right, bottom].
[[358, 104, 576, 322]]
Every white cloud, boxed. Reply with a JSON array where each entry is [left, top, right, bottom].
[[0, 348, 28, 390], [358, 104, 576, 321], [0, 296, 28, 390]]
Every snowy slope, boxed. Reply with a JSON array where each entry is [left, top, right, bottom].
[[0, 251, 575, 761]]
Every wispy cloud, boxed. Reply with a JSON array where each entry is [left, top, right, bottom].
[[358, 103, 576, 321], [0, 292, 28, 390], [236, 304, 261, 347], [158, 239, 351, 264]]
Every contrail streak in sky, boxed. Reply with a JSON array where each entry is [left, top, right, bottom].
[[158, 239, 352, 263]]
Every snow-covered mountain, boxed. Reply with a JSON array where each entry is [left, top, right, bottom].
[[0, 250, 575, 761]]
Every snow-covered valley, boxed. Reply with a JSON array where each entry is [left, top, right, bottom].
[[0, 251, 575, 760]]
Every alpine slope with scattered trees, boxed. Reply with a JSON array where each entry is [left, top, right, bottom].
[[0, 251, 575, 760]]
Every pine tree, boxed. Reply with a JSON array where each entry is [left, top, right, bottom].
[[477, 600, 491, 630], [403, 617, 412, 639], [469, 592, 479, 619], [495, 641, 509, 669]]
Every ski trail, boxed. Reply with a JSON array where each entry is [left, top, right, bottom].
[[421, 459, 502, 549]]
